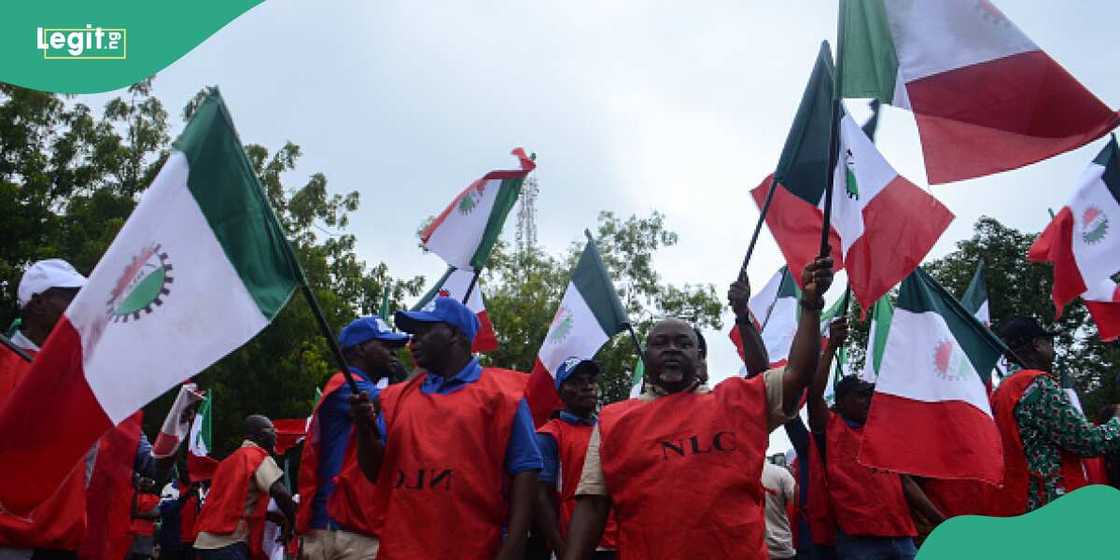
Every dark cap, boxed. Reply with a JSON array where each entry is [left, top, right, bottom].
[[834, 375, 874, 401], [554, 357, 601, 389], [997, 316, 1059, 350]]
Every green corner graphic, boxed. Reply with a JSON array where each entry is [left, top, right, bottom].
[[918, 485, 1120, 559], [3, 1, 263, 93]]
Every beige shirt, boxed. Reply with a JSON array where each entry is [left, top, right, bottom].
[[575, 367, 793, 497], [195, 441, 284, 549], [762, 462, 797, 559]]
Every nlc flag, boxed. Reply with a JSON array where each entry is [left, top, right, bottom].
[[413, 267, 499, 353], [840, 0, 1120, 184], [526, 231, 629, 426], [752, 42, 952, 313], [420, 149, 535, 270], [858, 268, 1006, 484], [0, 89, 300, 513], [1030, 137, 1120, 342]]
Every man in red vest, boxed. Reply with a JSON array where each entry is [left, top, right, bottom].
[[128, 476, 161, 560], [349, 296, 542, 560], [534, 358, 618, 559], [989, 317, 1120, 514], [562, 257, 834, 560], [0, 259, 88, 560], [194, 416, 296, 560], [296, 315, 408, 560], [807, 318, 944, 560]]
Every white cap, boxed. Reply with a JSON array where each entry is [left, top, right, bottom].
[[18, 259, 87, 308]]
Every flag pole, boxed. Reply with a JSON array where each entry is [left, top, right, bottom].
[[739, 174, 781, 280], [0, 333, 32, 363], [622, 322, 646, 370], [461, 268, 481, 304], [299, 284, 359, 393], [820, 3, 848, 258], [819, 97, 842, 256]]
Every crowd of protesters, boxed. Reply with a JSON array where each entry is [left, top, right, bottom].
[[4, 256, 1119, 560]]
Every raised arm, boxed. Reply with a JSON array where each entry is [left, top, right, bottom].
[[728, 277, 770, 377], [781, 257, 834, 419], [349, 392, 386, 482], [807, 317, 846, 434]]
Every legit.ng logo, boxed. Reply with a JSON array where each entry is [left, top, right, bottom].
[[37, 25, 127, 60]]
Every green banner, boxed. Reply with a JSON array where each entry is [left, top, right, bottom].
[[2, 1, 263, 93]]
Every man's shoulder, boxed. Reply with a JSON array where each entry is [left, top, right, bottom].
[[478, 367, 529, 394]]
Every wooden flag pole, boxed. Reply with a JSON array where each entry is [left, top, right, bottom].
[[0, 333, 32, 363]]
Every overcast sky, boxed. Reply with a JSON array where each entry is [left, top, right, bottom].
[[77, 0, 1120, 453]]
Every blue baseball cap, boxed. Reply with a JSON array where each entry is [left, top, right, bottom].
[[339, 316, 409, 350], [555, 357, 601, 390], [394, 297, 479, 344]]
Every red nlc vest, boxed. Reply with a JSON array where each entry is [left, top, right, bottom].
[[989, 369, 1088, 516], [803, 432, 837, 546], [295, 372, 380, 537], [537, 418, 618, 549], [129, 493, 160, 536], [598, 376, 770, 560], [181, 491, 202, 542], [374, 368, 526, 560], [0, 345, 88, 550], [194, 444, 271, 559], [824, 412, 916, 538]]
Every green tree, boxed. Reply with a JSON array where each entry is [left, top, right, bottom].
[[0, 83, 424, 455]]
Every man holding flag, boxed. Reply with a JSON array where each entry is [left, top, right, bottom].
[[0, 259, 88, 558], [563, 257, 834, 560], [990, 317, 1120, 514], [296, 316, 408, 560], [349, 297, 542, 560], [0, 89, 303, 516]]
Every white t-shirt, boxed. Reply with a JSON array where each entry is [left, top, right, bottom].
[[761, 461, 797, 560]]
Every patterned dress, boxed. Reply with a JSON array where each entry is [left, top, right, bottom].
[[1014, 374, 1120, 510]]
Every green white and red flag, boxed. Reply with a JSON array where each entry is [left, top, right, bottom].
[[859, 296, 893, 382], [1029, 137, 1120, 342], [959, 262, 1009, 380], [0, 90, 301, 513], [152, 382, 204, 457], [412, 266, 499, 353], [729, 266, 799, 368], [186, 391, 219, 482], [628, 357, 644, 399], [752, 42, 952, 313], [858, 268, 1006, 484], [420, 149, 535, 270], [526, 232, 629, 426], [839, 0, 1120, 184]]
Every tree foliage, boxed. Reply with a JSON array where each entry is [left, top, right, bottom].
[[0, 83, 423, 455]]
